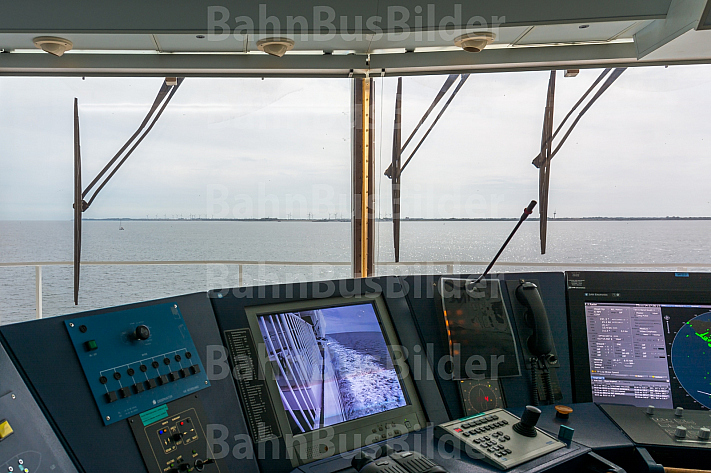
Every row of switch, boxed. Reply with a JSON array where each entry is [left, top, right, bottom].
[[99, 353, 193, 384], [105, 365, 201, 403]]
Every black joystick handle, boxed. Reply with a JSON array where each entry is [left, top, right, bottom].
[[375, 445, 395, 459], [352, 451, 375, 472], [513, 405, 541, 438]]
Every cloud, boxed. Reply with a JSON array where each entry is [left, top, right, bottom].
[[1, 67, 711, 221]]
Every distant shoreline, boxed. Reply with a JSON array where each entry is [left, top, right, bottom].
[[85, 217, 711, 222]]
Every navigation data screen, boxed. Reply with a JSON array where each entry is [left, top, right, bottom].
[[256, 303, 408, 435], [585, 302, 711, 409]]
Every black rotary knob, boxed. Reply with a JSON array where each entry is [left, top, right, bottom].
[[135, 325, 151, 341], [513, 405, 541, 437]]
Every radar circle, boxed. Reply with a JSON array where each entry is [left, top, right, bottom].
[[671, 311, 711, 409]]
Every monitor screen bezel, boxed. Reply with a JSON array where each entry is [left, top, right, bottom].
[[243, 293, 426, 462]]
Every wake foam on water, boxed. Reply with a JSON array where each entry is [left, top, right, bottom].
[[327, 338, 406, 420]]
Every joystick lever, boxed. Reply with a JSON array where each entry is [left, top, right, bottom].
[[513, 405, 541, 438], [351, 451, 375, 472]]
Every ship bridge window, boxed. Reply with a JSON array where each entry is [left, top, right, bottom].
[[2, 67, 711, 323], [371, 66, 711, 277], [0, 77, 351, 323]]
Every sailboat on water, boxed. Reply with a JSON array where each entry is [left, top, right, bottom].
[[119, 220, 124, 231]]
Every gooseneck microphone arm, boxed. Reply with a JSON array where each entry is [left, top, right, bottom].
[[473, 200, 537, 285]]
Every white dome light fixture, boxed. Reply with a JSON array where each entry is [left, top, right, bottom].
[[33, 36, 74, 56], [454, 32, 496, 53], [257, 37, 295, 57]]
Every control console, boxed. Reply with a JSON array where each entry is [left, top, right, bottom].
[[601, 404, 711, 448], [65, 302, 210, 425], [351, 445, 447, 473], [0, 343, 78, 473], [129, 394, 226, 473], [434, 407, 565, 470]]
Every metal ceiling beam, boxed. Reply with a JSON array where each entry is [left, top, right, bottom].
[[635, 0, 707, 58], [0, 0, 671, 33], [4, 41, 711, 78]]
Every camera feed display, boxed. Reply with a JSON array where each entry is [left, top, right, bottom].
[[256, 303, 407, 434]]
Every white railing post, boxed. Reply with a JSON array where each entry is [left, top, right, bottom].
[[446, 264, 454, 274], [35, 265, 43, 319], [238, 264, 243, 287]]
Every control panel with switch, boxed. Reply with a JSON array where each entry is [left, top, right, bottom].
[[0, 343, 78, 473], [601, 404, 711, 448], [129, 394, 225, 473], [434, 407, 566, 470], [65, 302, 210, 425]]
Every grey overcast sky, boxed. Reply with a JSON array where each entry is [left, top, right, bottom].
[[1, 64, 710, 221]]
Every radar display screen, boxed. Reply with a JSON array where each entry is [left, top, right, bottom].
[[670, 308, 711, 409], [584, 302, 711, 410], [459, 379, 506, 416]]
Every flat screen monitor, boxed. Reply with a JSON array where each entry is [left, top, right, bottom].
[[244, 294, 427, 464], [567, 271, 711, 410]]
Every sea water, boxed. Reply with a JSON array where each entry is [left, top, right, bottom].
[[1, 219, 711, 324]]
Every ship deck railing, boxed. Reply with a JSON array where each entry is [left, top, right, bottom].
[[2, 260, 711, 319]]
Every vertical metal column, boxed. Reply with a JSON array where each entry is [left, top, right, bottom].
[[35, 265, 43, 319], [352, 77, 375, 278]]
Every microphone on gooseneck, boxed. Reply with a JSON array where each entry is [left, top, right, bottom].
[[472, 200, 537, 285]]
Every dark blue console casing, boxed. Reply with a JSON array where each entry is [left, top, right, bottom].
[[65, 302, 210, 425]]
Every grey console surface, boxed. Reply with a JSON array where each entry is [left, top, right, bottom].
[[508, 403, 633, 450], [601, 404, 711, 448], [0, 342, 78, 473]]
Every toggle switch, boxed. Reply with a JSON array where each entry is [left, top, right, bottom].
[[558, 425, 574, 442]]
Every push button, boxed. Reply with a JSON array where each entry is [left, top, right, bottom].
[[180, 368, 191, 378], [146, 378, 158, 390], [169, 371, 181, 382], [134, 382, 145, 394], [105, 391, 119, 403], [84, 340, 98, 351], [190, 365, 201, 375], [0, 420, 13, 440], [158, 375, 170, 385], [118, 387, 132, 399]]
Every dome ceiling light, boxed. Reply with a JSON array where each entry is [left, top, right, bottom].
[[257, 37, 295, 57], [33, 36, 73, 56], [454, 32, 496, 53]]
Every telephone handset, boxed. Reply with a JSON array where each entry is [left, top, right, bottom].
[[512, 280, 560, 406], [515, 281, 553, 357]]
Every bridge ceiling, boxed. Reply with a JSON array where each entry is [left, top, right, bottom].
[[1, 0, 710, 76]]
